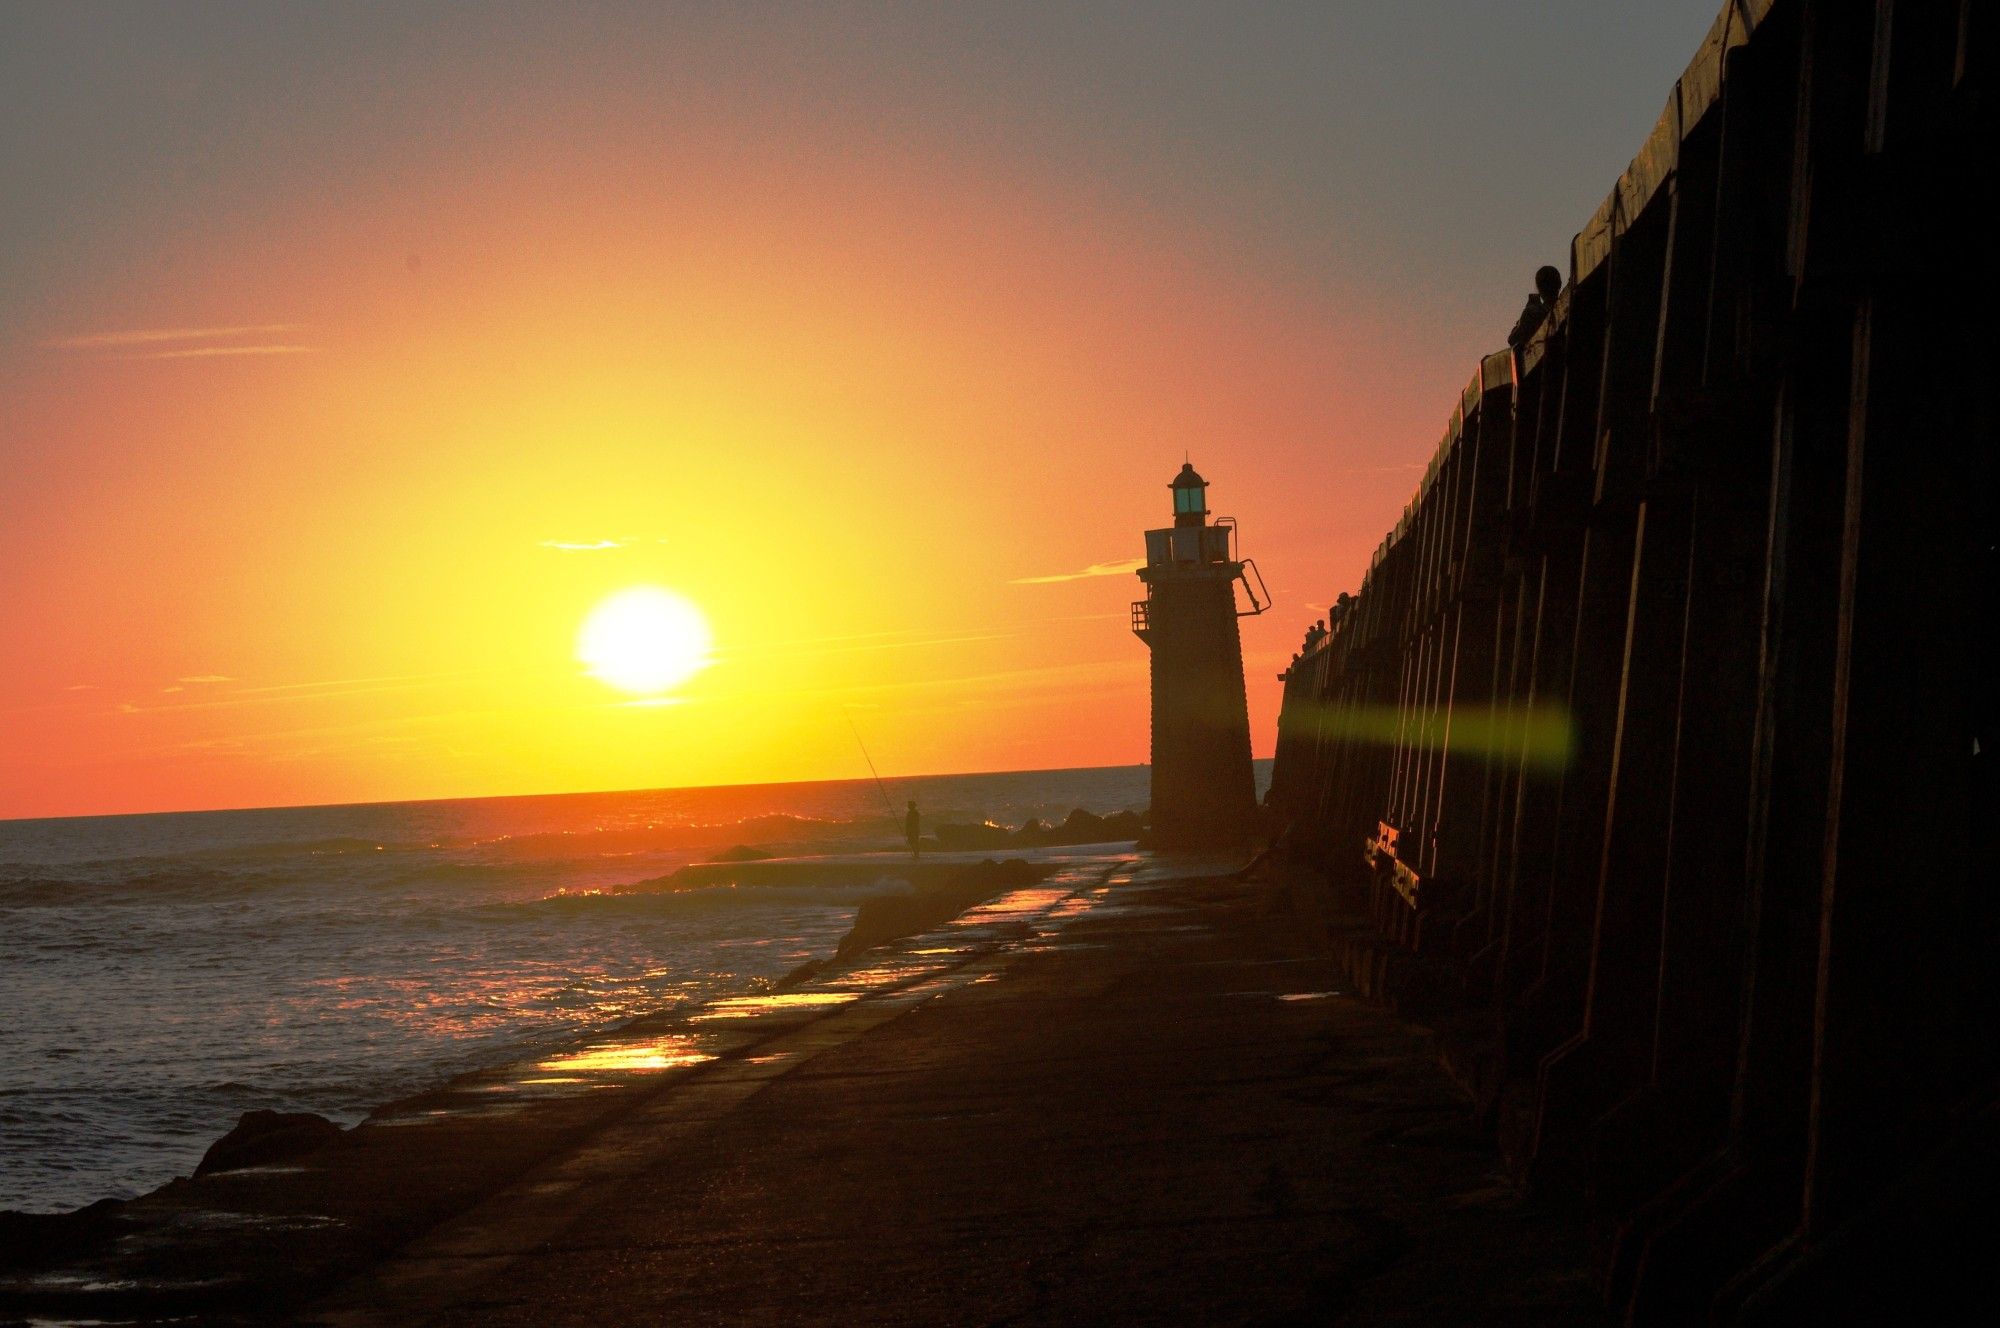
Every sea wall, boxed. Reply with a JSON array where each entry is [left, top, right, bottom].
[[1266, 1, 1993, 1319]]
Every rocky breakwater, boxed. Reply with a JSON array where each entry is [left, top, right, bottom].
[[834, 858, 1051, 961], [931, 807, 1144, 852]]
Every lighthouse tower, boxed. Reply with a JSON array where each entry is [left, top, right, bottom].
[[1131, 463, 1268, 848]]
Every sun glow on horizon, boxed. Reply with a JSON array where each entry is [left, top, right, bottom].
[[578, 587, 714, 697]]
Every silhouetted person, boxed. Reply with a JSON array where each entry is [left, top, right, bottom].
[[1507, 265, 1565, 347], [905, 800, 920, 859], [1536, 263, 1562, 304]]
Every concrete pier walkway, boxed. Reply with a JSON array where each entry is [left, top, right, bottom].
[[304, 860, 1604, 1326]]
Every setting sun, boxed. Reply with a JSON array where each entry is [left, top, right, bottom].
[[577, 587, 714, 697]]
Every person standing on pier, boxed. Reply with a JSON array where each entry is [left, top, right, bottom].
[[905, 800, 921, 859]]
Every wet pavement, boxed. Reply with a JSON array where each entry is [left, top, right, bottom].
[[0, 853, 1137, 1325], [4, 856, 1606, 1325], [315, 857, 1604, 1327]]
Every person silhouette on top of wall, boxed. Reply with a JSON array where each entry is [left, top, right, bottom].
[[1508, 265, 1565, 347]]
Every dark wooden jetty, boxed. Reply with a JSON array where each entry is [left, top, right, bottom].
[[1265, 1, 1993, 1319]]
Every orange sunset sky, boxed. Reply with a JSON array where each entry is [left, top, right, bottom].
[[1, 2, 1719, 820]]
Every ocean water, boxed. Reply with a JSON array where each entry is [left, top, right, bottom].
[[0, 763, 1256, 1215]]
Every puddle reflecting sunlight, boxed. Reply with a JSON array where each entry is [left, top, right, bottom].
[[536, 1036, 714, 1073], [693, 993, 859, 1020]]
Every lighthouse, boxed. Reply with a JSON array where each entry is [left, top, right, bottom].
[[1131, 463, 1268, 848]]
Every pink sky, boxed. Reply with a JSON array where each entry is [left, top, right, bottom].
[[0, 1, 1721, 818]]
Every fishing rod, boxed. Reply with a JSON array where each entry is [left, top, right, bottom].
[[845, 711, 900, 823]]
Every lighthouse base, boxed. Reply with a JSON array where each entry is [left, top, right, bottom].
[[1142, 573, 1258, 851], [1147, 752, 1258, 849], [1144, 817, 1257, 852]]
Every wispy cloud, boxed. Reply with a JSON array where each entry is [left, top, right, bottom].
[[539, 539, 625, 552], [43, 323, 306, 351], [156, 673, 235, 696], [1010, 557, 1146, 586], [708, 624, 1016, 664], [711, 655, 1146, 709], [41, 324, 315, 361], [100, 668, 492, 717], [126, 344, 313, 360]]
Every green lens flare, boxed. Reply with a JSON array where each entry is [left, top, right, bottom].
[[1291, 701, 1574, 771]]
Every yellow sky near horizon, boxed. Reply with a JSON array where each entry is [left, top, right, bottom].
[[0, 136, 1367, 818], [0, 2, 1724, 819]]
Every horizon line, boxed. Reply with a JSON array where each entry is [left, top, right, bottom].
[[0, 757, 1270, 828]]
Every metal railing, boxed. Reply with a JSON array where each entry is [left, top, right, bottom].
[[1213, 516, 1239, 561], [1236, 559, 1271, 617]]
